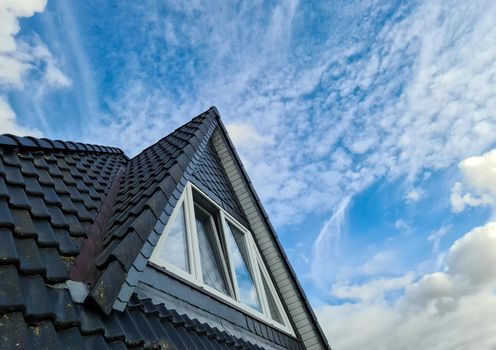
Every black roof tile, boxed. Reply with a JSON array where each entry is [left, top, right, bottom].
[[97, 234, 121, 261], [52, 140, 66, 149], [12, 209, 37, 237], [24, 177, 43, 195], [65, 213, 87, 237], [47, 160, 64, 178], [131, 209, 156, 242], [0, 198, 14, 227], [128, 308, 159, 348], [0, 134, 17, 146], [108, 340, 128, 350], [28, 196, 50, 219], [46, 205, 70, 229], [48, 288, 80, 327], [14, 238, 45, 275], [4, 164, 24, 186], [19, 274, 53, 319], [58, 327, 85, 349], [75, 304, 105, 335], [0, 228, 19, 265], [40, 247, 68, 282], [0, 177, 8, 198], [7, 184, 31, 209], [0, 266, 24, 311], [53, 228, 79, 256], [110, 234, 143, 271], [37, 168, 54, 186], [0, 312, 34, 349], [85, 334, 111, 350], [101, 312, 125, 341], [32, 320, 63, 349], [88, 261, 126, 315], [65, 141, 78, 151], [19, 157, 38, 176], [115, 310, 144, 347], [40, 184, 61, 205], [53, 177, 70, 195], [33, 220, 58, 246], [2, 151, 22, 167], [32, 154, 50, 169], [14, 136, 38, 148]]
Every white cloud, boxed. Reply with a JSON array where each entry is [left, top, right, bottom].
[[404, 187, 425, 203], [31, 43, 72, 88], [394, 218, 412, 232], [427, 224, 452, 253], [310, 195, 351, 285], [360, 250, 398, 276], [76, 2, 496, 306], [225, 122, 275, 160], [447, 222, 496, 286], [0, 0, 47, 87], [451, 149, 496, 212], [0, 0, 71, 136], [332, 273, 414, 303], [318, 221, 496, 350], [0, 95, 41, 136], [76, 0, 491, 229]]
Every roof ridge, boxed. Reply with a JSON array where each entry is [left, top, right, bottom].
[[86, 108, 219, 314], [0, 133, 126, 156], [130, 106, 219, 160]]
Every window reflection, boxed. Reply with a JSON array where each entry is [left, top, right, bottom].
[[158, 203, 189, 272], [260, 266, 284, 324], [195, 206, 229, 294], [225, 222, 261, 312]]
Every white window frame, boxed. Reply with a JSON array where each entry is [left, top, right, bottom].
[[150, 182, 294, 335]]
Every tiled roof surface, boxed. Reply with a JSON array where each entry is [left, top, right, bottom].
[[0, 110, 277, 349], [86, 110, 217, 314], [0, 288, 267, 350], [0, 107, 324, 349], [0, 135, 127, 275]]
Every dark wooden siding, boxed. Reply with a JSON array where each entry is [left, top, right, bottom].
[[137, 265, 304, 350]]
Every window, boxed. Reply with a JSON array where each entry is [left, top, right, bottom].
[[153, 202, 190, 273], [150, 183, 293, 333], [224, 221, 262, 311]]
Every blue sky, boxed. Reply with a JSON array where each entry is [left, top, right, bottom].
[[1, 0, 496, 348]]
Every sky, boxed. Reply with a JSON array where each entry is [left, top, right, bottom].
[[1, 0, 496, 349]]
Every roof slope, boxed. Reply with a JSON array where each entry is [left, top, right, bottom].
[[85, 110, 217, 314], [0, 117, 268, 349], [0, 134, 127, 277], [0, 107, 330, 349]]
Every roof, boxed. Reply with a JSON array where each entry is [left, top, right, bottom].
[[0, 107, 330, 349]]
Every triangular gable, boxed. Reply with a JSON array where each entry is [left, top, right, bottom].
[[0, 108, 328, 349], [104, 107, 330, 349], [209, 113, 331, 350]]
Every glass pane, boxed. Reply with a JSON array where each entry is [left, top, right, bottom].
[[225, 223, 261, 311], [158, 203, 189, 272], [195, 207, 228, 294], [260, 267, 284, 324]]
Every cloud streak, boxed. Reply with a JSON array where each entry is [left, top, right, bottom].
[[76, 0, 496, 232]]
